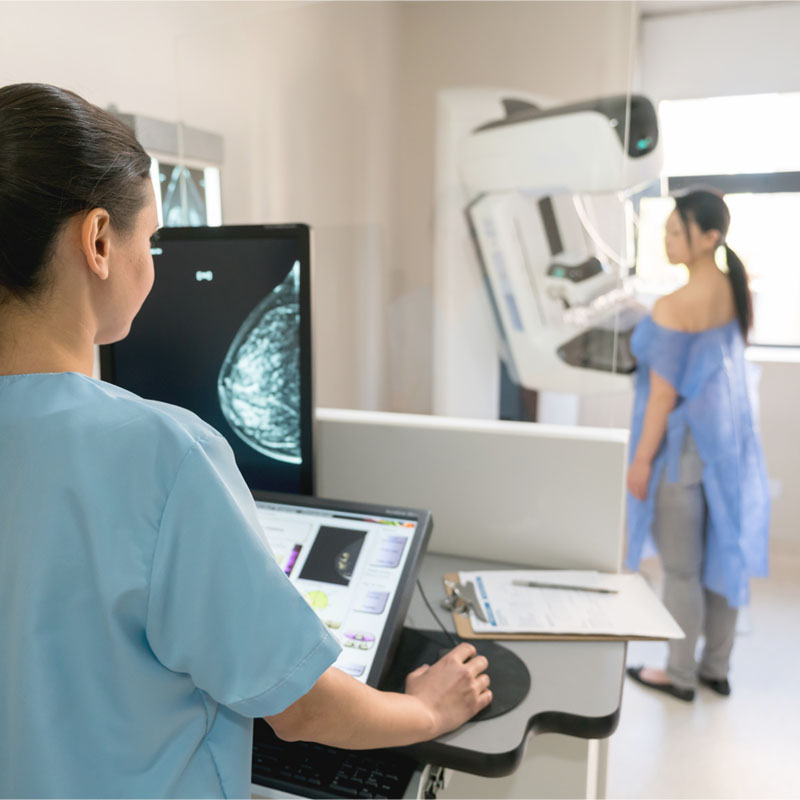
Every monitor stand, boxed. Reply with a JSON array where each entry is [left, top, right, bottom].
[[381, 628, 531, 722]]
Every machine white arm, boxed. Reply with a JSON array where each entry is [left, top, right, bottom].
[[460, 95, 661, 199], [458, 94, 662, 394]]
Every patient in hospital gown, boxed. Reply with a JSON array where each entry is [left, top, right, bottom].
[[625, 189, 770, 701]]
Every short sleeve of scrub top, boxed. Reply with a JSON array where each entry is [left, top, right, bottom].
[[0, 374, 341, 799], [147, 431, 341, 716]]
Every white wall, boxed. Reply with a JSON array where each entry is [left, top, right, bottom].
[[0, 0, 400, 411], [0, 1, 266, 223], [639, 1, 800, 101], [248, 2, 401, 412]]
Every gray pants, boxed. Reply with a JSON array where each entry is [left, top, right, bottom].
[[651, 432, 738, 689]]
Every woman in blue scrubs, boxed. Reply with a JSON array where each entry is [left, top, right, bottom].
[[625, 189, 770, 702], [0, 83, 491, 798]]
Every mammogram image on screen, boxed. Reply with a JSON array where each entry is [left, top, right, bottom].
[[300, 527, 367, 586], [218, 261, 301, 464]]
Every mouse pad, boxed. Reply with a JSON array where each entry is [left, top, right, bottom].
[[380, 628, 531, 722]]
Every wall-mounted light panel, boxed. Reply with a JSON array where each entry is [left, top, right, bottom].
[[110, 108, 224, 228]]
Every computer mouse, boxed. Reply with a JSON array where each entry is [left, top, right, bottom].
[[383, 629, 530, 721]]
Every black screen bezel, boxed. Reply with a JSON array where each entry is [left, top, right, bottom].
[[251, 490, 433, 689], [99, 224, 314, 496]]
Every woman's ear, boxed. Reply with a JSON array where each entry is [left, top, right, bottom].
[[80, 209, 112, 280], [704, 228, 724, 251]]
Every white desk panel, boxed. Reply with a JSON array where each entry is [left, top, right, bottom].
[[315, 408, 629, 573]]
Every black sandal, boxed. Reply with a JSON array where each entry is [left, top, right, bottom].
[[626, 666, 695, 702], [698, 674, 731, 696]]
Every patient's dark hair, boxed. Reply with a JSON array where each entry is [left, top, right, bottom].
[[674, 188, 753, 341], [0, 83, 152, 303]]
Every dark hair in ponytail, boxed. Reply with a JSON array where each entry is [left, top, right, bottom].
[[722, 244, 752, 342], [0, 83, 152, 304], [673, 188, 753, 341]]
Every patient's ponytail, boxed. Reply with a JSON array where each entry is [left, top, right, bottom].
[[724, 244, 753, 342]]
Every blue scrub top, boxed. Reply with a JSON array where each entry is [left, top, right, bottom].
[[0, 372, 341, 798], [625, 317, 770, 607]]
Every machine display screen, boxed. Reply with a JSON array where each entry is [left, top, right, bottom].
[[253, 495, 426, 686], [101, 225, 313, 495]]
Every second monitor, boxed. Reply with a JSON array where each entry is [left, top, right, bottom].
[[101, 224, 313, 495]]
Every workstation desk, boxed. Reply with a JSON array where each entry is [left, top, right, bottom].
[[254, 554, 626, 800], [252, 552, 626, 800], [311, 408, 633, 798], [395, 553, 626, 799], [403, 553, 625, 773]]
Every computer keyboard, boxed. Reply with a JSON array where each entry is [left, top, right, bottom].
[[252, 719, 419, 799]]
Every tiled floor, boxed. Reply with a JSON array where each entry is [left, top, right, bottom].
[[606, 550, 800, 799]]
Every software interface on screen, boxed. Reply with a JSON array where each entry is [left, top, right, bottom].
[[104, 230, 310, 494], [255, 499, 417, 683]]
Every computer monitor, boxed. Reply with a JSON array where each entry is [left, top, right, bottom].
[[251, 491, 432, 688], [101, 224, 313, 495]]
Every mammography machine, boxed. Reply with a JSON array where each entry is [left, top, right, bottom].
[[462, 93, 662, 394], [434, 91, 663, 407]]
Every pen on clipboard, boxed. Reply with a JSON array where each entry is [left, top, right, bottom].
[[511, 579, 618, 595]]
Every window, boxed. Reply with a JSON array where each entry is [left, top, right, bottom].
[[635, 93, 800, 346]]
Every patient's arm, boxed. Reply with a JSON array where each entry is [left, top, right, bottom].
[[264, 642, 491, 749]]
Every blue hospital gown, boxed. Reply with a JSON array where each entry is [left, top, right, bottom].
[[0, 372, 341, 799], [625, 317, 770, 608]]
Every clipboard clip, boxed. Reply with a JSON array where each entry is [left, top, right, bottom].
[[442, 578, 488, 623]]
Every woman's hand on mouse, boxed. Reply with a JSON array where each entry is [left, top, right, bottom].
[[403, 642, 492, 736]]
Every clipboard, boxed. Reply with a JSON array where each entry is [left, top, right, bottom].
[[443, 572, 678, 642]]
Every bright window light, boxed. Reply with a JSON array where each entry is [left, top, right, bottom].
[[635, 93, 800, 346], [726, 193, 800, 346], [660, 93, 800, 176]]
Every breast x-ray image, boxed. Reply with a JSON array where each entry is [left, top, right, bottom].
[[218, 262, 301, 464], [102, 229, 311, 494]]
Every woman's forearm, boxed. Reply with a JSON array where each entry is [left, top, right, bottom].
[[634, 371, 677, 465], [266, 667, 436, 749], [265, 645, 491, 749], [634, 397, 671, 464]]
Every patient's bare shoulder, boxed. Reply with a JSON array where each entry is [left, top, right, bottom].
[[652, 292, 688, 331]]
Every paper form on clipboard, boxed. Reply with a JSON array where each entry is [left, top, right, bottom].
[[458, 569, 684, 639]]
